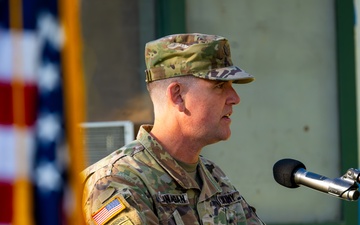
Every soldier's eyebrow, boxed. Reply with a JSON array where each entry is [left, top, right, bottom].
[[213, 81, 227, 85]]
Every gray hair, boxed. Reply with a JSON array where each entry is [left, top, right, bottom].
[[147, 75, 196, 100], [147, 75, 197, 113]]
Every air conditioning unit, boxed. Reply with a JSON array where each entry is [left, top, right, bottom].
[[81, 121, 134, 165]]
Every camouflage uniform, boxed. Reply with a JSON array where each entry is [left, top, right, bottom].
[[82, 125, 265, 225]]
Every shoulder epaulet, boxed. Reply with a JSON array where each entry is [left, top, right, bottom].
[[80, 140, 143, 184]]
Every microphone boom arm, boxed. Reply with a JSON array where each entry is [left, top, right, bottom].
[[295, 168, 359, 201]]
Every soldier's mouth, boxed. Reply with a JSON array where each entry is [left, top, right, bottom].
[[222, 113, 232, 119]]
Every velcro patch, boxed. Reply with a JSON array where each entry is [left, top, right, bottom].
[[92, 197, 126, 225], [157, 192, 189, 205], [217, 191, 241, 206]]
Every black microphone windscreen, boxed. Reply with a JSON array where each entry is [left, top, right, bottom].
[[273, 158, 306, 188]]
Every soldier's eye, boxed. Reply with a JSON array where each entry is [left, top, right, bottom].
[[215, 82, 225, 89]]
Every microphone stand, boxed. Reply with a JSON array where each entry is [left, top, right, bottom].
[[339, 168, 360, 201]]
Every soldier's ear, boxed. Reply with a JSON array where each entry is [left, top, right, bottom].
[[167, 82, 185, 112]]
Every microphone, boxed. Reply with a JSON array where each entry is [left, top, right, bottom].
[[273, 158, 359, 201]]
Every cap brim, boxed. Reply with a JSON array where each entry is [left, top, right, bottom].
[[200, 66, 254, 84]]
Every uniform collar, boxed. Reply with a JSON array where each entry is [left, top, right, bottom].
[[136, 125, 221, 199], [198, 158, 223, 202]]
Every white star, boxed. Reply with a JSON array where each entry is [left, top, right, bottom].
[[37, 12, 64, 50], [35, 161, 62, 192], [37, 113, 61, 143], [38, 62, 59, 92]]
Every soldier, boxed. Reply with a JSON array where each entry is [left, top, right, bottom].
[[81, 33, 265, 225]]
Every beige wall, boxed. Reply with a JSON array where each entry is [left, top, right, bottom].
[[186, 0, 340, 223], [81, 0, 154, 125]]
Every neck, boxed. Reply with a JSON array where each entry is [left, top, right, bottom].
[[150, 122, 203, 164]]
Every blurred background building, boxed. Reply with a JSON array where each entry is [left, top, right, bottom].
[[79, 0, 358, 224]]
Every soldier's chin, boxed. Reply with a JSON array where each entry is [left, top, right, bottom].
[[220, 130, 232, 141]]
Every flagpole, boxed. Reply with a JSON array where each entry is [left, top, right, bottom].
[[58, 0, 87, 224]]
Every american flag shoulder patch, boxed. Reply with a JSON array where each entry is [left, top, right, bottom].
[[92, 197, 126, 225]]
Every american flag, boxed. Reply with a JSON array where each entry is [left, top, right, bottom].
[[0, 0, 86, 224], [92, 198, 126, 225]]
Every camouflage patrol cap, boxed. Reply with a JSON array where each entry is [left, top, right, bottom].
[[144, 33, 254, 83]]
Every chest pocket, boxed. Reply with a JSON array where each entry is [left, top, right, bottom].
[[202, 191, 248, 225]]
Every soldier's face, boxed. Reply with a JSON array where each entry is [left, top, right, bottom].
[[182, 78, 240, 145]]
